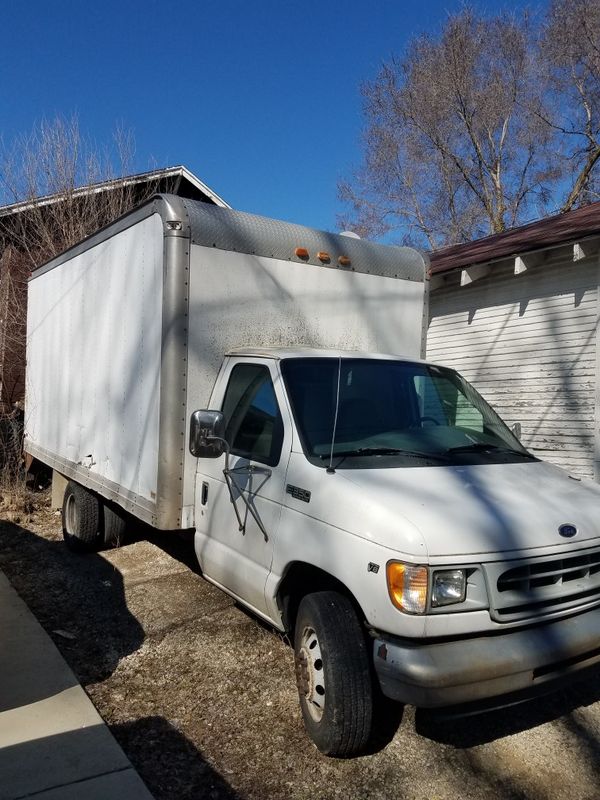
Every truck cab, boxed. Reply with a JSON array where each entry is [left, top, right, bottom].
[[191, 348, 600, 756]]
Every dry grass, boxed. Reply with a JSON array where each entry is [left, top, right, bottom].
[[0, 407, 33, 523], [0, 470, 36, 524]]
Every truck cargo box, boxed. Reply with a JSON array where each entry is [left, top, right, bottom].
[[25, 195, 428, 529]]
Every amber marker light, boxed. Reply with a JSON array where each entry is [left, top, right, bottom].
[[295, 247, 309, 259], [317, 251, 331, 263], [386, 562, 428, 614], [338, 255, 352, 267]]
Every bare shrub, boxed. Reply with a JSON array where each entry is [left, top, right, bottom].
[[0, 248, 28, 412], [0, 478, 35, 524], [0, 405, 35, 523]]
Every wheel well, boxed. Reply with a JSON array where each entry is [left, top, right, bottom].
[[277, 562, 365, 636]]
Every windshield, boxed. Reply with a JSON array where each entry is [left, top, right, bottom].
[[281, 357, 535, 469]]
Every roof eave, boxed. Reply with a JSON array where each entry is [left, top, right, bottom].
[[0, 165, 230, 218], [429, 201, 600, 276]]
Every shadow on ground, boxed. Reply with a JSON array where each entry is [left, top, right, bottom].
[[416, 666, 600, 748], [0, 518, 144, 687], [0, 519, 241, 799], [113, 716, 242, 800], [4, 512, 600, 800]]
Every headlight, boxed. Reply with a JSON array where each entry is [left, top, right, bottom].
[[386, 562, 428, 614], [386, 563, 468, 613], [431, 569, 466, 607]]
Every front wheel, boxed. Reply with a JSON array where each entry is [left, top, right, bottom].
[[294, 591, 373, 757]]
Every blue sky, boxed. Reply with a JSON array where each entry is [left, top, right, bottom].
[[1, 0, 544, 233]]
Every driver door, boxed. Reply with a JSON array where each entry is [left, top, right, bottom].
[[194, 359, 290, 618]]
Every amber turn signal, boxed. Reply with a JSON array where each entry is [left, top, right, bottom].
[[386, 561, 428, 614]]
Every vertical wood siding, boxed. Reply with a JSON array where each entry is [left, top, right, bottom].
[[427, 257, 598, 479]]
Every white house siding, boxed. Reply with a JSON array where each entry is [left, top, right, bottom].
[[427, 254, 598, 480]]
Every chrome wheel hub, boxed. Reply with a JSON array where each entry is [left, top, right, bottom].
[[295, 625, 325, 722]]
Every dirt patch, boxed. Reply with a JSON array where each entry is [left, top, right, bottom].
[[2, 497, 600, 800]]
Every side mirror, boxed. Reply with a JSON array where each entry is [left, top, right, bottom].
[[510, 422, 522, 440], [189, 410, 227, 458]]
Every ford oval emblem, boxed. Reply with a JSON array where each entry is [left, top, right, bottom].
[[559, 524, 578, 538]]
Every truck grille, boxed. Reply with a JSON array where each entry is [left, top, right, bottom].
[[486, 547, 600, 622]]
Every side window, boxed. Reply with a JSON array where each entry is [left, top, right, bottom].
[[222, 364, 284, 466]]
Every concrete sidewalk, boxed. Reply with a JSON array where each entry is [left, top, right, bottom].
[[0, 570, 154, 800]]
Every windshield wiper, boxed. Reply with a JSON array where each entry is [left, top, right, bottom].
[[446, 443, 534, 457], [319, 447, 448, 461]]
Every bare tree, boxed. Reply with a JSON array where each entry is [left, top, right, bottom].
[[341, 4, 600, 246], [0, 115, 161, 261], [0, 115, 168, 414], [0, 248, 27, 405], [339, 10, 558, 248], [542, 0, 600, 211], [0, 247, 28, 473]]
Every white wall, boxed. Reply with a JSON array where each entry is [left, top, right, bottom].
[[427, 254, 598, 479]]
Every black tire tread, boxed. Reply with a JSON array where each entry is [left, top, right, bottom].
[[102, 502, 128, 548], [294, 590, 373, 757], [62, 481, 101, 551]]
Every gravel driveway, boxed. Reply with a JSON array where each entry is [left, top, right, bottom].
[[1, 498, 600, 800]]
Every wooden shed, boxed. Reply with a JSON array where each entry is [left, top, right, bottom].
[[427, 203, 600, 481]]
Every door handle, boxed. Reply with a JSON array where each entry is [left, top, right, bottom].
[[201, 481, 209, 506]]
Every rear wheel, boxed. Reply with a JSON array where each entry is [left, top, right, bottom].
[[294, 591, 373, 757], [62, 481, 101, 551], [102, 502, 128, 548]]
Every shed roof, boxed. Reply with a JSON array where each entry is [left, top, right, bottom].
[[0, 164, 230, 218], [429, 200, 600, 276]]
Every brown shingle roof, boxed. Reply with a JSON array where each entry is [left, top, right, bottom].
[[429, 201, 600, 275]]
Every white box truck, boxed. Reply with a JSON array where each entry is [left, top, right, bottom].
[[26, 195, 600, 756]]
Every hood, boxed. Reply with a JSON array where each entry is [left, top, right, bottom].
[[337, 460, 600, 560]]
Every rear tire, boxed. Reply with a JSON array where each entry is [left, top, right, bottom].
[[102, 502, 128, 548], [62, 481, 101, 551], [294, 591, 373, 757]]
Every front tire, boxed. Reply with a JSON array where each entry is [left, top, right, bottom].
[[62, 481, 101, 551], [294, 591, 373, 757]]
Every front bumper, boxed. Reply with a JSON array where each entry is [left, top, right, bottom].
[[373, 606, 600, 707]]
